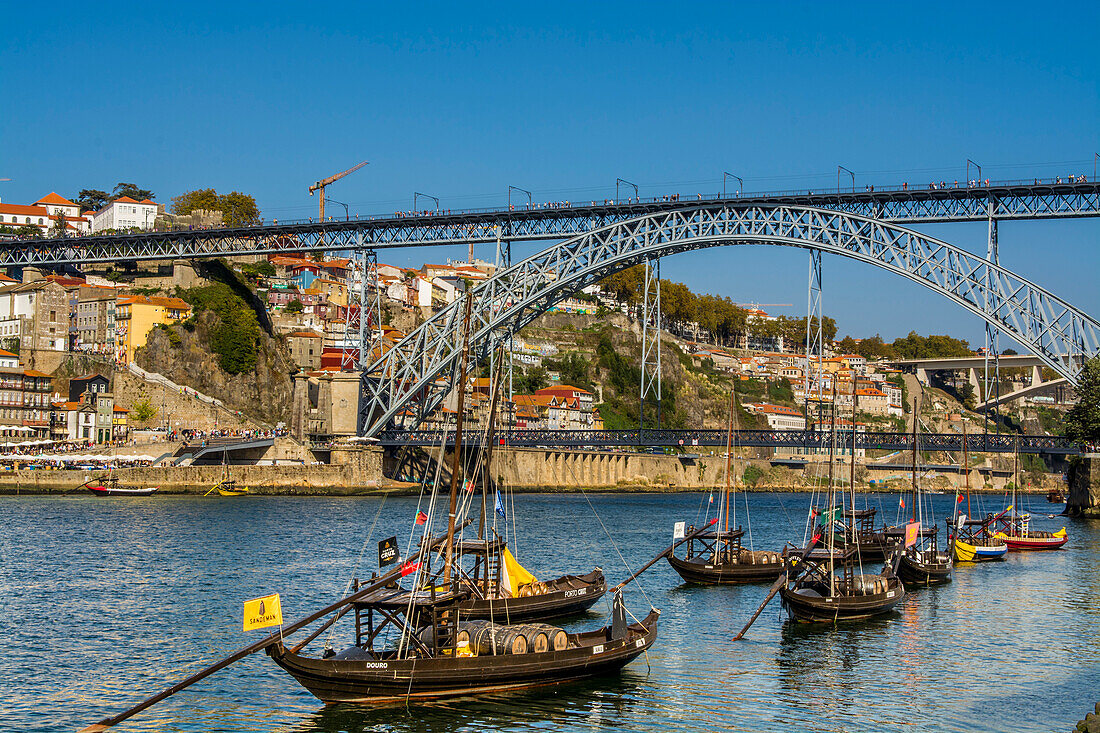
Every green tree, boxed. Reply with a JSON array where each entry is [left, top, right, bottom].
[[180, 283, 261, 374], [1065, 356, 1100, 446], [75, 189, 109, 212], [285, 299, 304, 314], [51, 210, 68, 237], [131, 397, 158, 423], [112, 182, 155, 201], [219, 191, 261, 226], [171, 188, 220, 215]]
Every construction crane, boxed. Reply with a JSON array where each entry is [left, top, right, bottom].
[[309, 161, 368, 221]]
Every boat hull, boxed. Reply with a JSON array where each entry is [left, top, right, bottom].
[[267, 610, 659, 703], [459, 571, 606, 622], [1000, 534, 1068, 551], [952, 539, 1007, 562], [666, 552, 784, 584], [87, 486, 159, 497], [897, 554, 953, 587], [780, 582, 905, 623]]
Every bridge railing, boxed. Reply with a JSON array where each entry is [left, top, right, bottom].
[[3, 174, 1096, 245], [375, 429, 1078, 454]]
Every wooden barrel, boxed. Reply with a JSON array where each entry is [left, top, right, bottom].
[[527, 623, 568, 651], [510, 623, 550, 653], [469, 622, 528, 655]]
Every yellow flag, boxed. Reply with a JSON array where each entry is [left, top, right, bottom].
[[243, 593, 283, 631], [502, 548, 537, 596]]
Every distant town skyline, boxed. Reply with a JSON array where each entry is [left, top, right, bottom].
[[2, 1, 1097, 346]]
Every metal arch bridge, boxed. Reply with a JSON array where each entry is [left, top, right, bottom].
[[375, 428, 1079, 455], [2, 179, 1099, 266], [358, 203, 1100, 436]]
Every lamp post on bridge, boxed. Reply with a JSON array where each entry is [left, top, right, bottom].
[[616, 178, 639, 203], [967, 159, 981, 187], [837, 166, 855, 194], [723, 172, 743, 197], [325, 198, 350, 221], [413, 192, 440, 213], [507, 185, 532, 210]]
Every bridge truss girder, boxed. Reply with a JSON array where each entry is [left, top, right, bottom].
[[4, 183, 1100, 267], [358, 204, 1100, 436]]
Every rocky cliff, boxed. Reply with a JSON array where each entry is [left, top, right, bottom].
[[137, 309, 295, 426]]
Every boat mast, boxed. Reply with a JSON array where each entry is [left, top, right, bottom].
[[911, 392, 921, 524], [724, 387, 736, 535], [962, 421, 971, 517], [827, 381, 838, 597], [478, 353, 505, 541], [1012, 433, 1019, 516], [443, 293, 475, 586], [848, 374, 859, 511]]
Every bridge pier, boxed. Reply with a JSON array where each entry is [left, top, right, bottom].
[[1066, 454, 1100, 517]]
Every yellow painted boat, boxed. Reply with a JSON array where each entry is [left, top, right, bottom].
[[952, 537, 1007, 562]]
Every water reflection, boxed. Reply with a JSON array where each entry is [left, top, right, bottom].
[[286, 676, 645, 732]]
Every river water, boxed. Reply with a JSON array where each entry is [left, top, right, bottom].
[[2, 492, 1097, 732]]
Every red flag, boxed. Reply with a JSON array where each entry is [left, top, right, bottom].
[[415, 511, 428, 525], [899, 497, 905, 509], [957, 495, 965, 503], [400, 561, 420, 577], [904, 521, 921, 548], [810, 533, 822, 544], [809, 507, 819, 519], [707, 517, 719, 526]]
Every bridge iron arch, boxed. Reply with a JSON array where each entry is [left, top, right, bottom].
[[358, 204, 1099, 436]]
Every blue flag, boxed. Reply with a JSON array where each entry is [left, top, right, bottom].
[[495, 490, 507, 519]]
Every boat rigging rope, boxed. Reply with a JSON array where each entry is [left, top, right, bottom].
[[559, 455, 655, 611], [323, 491, 390, 650]]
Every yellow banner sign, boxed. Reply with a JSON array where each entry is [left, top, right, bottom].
[[243, 593, 283, 631]]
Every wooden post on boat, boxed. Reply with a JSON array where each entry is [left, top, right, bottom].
[[443, 292, 474, 586], [911, 391, 922, 524]]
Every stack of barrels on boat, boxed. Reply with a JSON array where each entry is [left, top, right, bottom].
[[421, 620, 568, 655], [517, 580, 553, 597], [724, 550, 782, 565]]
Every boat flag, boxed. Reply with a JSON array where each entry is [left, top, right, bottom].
[[708, 494, 715, 504], [415, 511, 428, 525], [242, 593, 283, 632], [957, 495, 965, 503], [400, 561, 420, 577], [377, 536, 398, 567], [899, 496, 905, 509], [673, 521, 686, 540], [904, 521, 921, 548], [809, 507, 819, 519], [495, 490, 507, 519]]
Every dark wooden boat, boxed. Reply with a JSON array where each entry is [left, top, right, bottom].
[[777, 381, 905, 624], [266, 588, 657, 703], [667, 387, 784, 585], [887, 390, 952, 587], [779, 546, 905, 623], [667, 527, 783, 583], [425, 537, 606, 622], [891, 527, 953, 586]]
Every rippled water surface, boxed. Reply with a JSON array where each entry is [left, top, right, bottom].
[[2, 492, 1097, 732]]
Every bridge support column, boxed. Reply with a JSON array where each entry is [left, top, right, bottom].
[[640, 256, 662, 429], [968, 367, 980, 394], [984, 205, 1002, 428]]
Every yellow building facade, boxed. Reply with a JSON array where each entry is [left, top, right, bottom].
[[116, 295, 192, 362]]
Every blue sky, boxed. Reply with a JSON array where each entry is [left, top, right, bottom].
[[2, 2, 1097, 346]]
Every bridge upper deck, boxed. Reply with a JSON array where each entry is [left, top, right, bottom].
[[1, 179, 1098, 266]]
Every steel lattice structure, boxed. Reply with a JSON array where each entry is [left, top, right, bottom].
[[3, 181, 1099, 267], [374, 428, 1078, 454], [358, 204, 1100, 435]]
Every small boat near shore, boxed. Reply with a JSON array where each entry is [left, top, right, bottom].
[[86, 477, 159, 497]]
